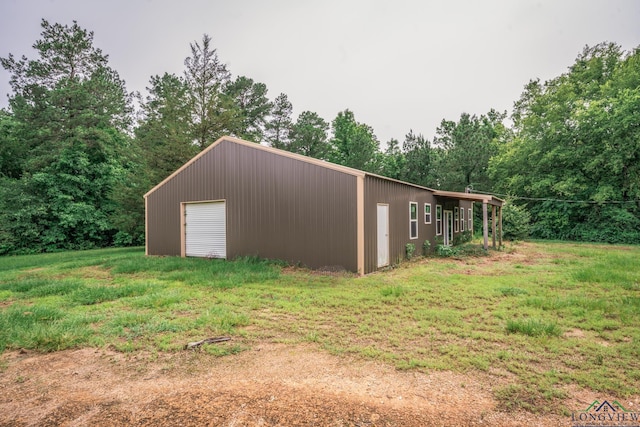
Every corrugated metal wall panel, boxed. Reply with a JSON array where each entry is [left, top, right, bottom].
[[364, 176, 437, 274], [146, 139, 358, 272], [146, 179, 183, 256], [362, 177, 477, 273]]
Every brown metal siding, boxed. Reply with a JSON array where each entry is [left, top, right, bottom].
[[146, 140, 358, 271], [363, 176, 437, 273], [435, 197, 474, 238]]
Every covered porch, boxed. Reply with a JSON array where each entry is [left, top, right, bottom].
[[433, 190, 504, 250]]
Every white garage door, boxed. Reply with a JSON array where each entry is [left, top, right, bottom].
[[185, 201, 227, 258]]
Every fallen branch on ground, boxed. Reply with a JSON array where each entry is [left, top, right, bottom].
[[184, 336, 231, 350]]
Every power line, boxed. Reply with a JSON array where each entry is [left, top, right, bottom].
[[468, 189, 639, 205]]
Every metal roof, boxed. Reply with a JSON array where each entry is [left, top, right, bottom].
[[433, 190, 504, 206]]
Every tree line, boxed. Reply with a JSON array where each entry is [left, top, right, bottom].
[[0, 20, 638, 254]]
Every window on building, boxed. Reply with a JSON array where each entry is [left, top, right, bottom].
[[460, 207, 465, 232], [410, 202, 418, 239], [436, 205, 442, 236], [424, 203, 432, 224], [454, 207, 459, 232], [468, 208, 473, 231]]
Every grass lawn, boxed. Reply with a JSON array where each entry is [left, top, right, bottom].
[[0, 241, 639, 414]]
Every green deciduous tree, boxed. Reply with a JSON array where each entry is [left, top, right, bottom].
[[489, 42, 640, 243], [0, 19, 133, 253], [434, 110, 507, 192], [0, 109, 23, 179]]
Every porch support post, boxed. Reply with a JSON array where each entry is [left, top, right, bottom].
[[492, 205, 497, 249], [482, 201, 489, 250], [498, 206, 503, 248]]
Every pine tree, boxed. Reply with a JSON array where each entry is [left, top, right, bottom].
[[265, 93, 293, 149], [330, 109, 379, 172], [184, 34, 233, 149], [224, 75, 272, 142], [287, 111, 331, 159]]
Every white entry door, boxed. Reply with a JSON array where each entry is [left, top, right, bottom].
[[185, 201, 227, 258], [444, 210, 453, 246], [377, 204, 389, 268]]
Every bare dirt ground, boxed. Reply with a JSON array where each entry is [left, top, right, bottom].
[[0, 342, 600, 427]]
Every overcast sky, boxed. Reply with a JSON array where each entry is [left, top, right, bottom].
[[1, 0, 639, 145]]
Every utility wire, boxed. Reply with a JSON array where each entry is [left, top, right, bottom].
[[468, 189, 639, 205]]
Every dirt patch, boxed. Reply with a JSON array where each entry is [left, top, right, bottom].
[[74, 266, 113, 280], [563, 328, 614, 348], [564, 328, 586, 339], [0, 343, 576, 426]]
